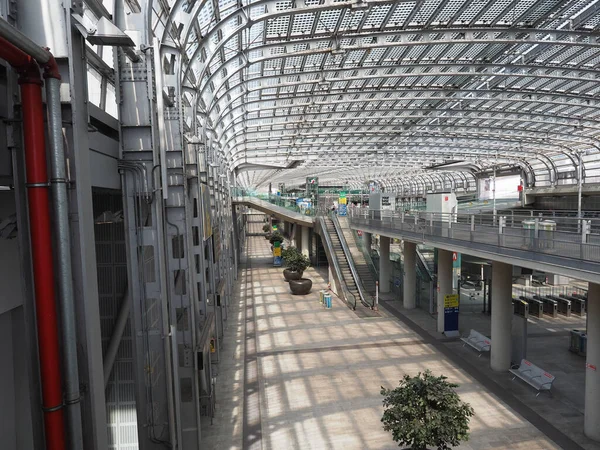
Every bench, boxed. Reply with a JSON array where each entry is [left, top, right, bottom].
[[560, 294, 586, 316], [509, 359, 555, 396], [547, 295, 571, 317], [519, 296, 543, 318], [460, 329, 491, 356], [533, 295, 558, 318]]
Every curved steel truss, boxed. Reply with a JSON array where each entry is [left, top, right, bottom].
[[154, 0, 600, 192]]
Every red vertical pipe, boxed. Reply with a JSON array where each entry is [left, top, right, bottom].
[[18, 60, 66, 450]]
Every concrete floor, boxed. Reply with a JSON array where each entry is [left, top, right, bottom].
[[199, 235, 581, 450], [381, 295, 598, 450]]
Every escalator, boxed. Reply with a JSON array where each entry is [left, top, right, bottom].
[[316, 214, 372, 309], [337, 216, 378, 295]]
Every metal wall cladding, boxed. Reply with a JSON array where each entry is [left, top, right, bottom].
[[93, 190, 139, 449]]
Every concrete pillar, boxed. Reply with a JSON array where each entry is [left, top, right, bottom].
[[437, 249, 453, 333], [490, 261, 513, 372], [585, 283, 600, 441], [301, 226, 309, 257], [364, 232, 372, 254], [379, 236, 391, 293], [403, 241, 417, 309]]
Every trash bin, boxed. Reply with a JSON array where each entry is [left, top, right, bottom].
[[580, 333, 587, 356], [324, 293, 332, 309], [570, 329, 587, 356], [522, 219, 535, 248], [539, 220, 556, 249], [570, 329, 582, 354]]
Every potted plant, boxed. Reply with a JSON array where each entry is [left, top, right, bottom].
[[262, 224, 271, 233], [282, 247, 309, 281], [269, 231, 284, 246], [380, 370, 474, 450]]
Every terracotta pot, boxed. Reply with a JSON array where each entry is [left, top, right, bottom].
[[283, 269, 303, 281], [289, 278, 312, 295]]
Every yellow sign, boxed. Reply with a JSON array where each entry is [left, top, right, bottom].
[[444, 294, 459, 308], [273, 247, 281, 257], [339, 197, 347, 205]]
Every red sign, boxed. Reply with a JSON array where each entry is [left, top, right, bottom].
[[587, 363, 597, 371], [357, 230, 363, 236], [444, 196, 448, 201], [452, 252, 457, 261]]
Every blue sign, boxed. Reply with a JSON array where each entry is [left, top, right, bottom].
[[444, 294, 459, 336], [338, 204, 347, 216]]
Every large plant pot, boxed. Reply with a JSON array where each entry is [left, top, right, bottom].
[[283, 269, 303, 281], [289, 278, 312, 295]]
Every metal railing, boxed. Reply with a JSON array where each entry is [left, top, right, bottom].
[[231, 189, 316, 217], [330, 213, 373, 308], [349, 208, 600, 263], [316, 216, 357, 310]]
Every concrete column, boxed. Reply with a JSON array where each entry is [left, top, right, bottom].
[[301, 226, 310, 257], [585, 283, 600, 441], [437, 249, 453, 333], [403, 241, 417, 309], [363, 232, 372, 254], [379, 236, 391, 293], [490, 261, 513, 372]]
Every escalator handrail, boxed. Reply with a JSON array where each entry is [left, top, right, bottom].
[[416, 248, 434, 281], [330, 212, 373, 308], [353, 229, 380, 284], [316, 216, 357, 310]]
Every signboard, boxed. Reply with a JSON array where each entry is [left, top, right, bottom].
[[338, 203, 347, 216], [444, 294, 459, 337], [381, 195, 391, 206]]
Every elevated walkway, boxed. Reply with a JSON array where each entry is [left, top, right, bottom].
[[232, 196, 314, 227], [349, 210, 600, 285]]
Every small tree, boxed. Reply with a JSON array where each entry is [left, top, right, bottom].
[[282, 247, 310, 273], [381, 370, 474, 450], [262, 224, 271, 233], [269, 231, 284, 245]]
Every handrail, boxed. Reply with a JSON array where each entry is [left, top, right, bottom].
[[316, 216, 357, 310], [330, 212, 373, 308], [354, 228, 380, 284], [416, 248, 434, 281]]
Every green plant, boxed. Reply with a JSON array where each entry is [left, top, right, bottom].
[[282, 246, 310, 272], [381, 370, 473, 450], [269, 231, 284, 245], [262, 224, 271, 233]]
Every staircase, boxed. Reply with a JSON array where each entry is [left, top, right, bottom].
[[324, 217, 362, 303], [337, 216, 377, 295]]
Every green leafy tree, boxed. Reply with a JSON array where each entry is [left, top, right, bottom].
[[269, 231, 284, 245], [282, 246, 310, 272], [262, 224, 271, 233], [381, 370, 474, 450]]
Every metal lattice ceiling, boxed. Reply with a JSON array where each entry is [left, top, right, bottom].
[[155, 0, 600, 191]]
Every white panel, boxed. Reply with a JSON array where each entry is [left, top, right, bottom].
[[18, 0, 69, 58]]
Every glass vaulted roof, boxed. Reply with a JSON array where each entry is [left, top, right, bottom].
[[155, 0, 600, 192]]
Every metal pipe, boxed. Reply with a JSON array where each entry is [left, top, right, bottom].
[[578, 151, 583, 223], [103, 291, 130, 387], [18, 59, 66, 450], [0, 17, 52, 64], [45, 68, 84, 450]]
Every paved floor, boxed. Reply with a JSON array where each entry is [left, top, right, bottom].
[[198, 235, 589, 450], [382, 293, 597, 449]]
